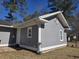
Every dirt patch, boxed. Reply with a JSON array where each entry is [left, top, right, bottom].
[[0, 47, 79, 59]]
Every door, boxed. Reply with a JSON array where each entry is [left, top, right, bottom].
[[0, 32, 10, 44]]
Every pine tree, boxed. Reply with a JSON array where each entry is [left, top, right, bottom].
[[48, 0, 78, 19], [2, 0, 27, 23]]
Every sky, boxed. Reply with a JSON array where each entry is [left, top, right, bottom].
[[75, 4, 79, 14], [0, 0, 48, 21], [0, 0, 79, 21]]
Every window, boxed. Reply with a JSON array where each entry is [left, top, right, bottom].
[[60, 30, 63, 41], [27, 27, 32, 38]]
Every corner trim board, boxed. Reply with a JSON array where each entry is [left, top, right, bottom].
[[16, 28, 21, 44], [38, 25, 41, 43], [40, 43, 67, 52], [37, 25, 42, 52]]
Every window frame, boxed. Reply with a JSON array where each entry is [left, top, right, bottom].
[[60, 29, 63, 41], [27, 27, 32, 38]]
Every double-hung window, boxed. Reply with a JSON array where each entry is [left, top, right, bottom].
[[60, 30, 63, 41], [27, 27, 32, 38]]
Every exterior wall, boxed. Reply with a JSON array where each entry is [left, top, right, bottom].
[[0, 27, 16, 45], [41, 18, 67, 49], [20, 25, 38, 51]]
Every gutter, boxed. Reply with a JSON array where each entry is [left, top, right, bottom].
[[0, 25, 14, 28]]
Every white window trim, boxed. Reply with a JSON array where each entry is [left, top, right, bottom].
[[60, 29, 63, 41], [27, 27, 32, 38]]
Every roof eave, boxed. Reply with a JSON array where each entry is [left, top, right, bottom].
[[39, 11, 70, 28], [0, 25, 14, 28], [13, 18, 48, 28]]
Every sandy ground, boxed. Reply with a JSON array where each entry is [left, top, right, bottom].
[[0, 47, 79, 59]]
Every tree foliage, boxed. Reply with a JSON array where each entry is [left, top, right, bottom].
[[2, 0, 27, 23], [48, 0, 78, 18], [70, 12, 79, 33], [23, 11, 41, 21], [2, 0, 27, 12]]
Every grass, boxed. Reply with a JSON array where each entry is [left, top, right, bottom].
[[0, 47, 79, 59]]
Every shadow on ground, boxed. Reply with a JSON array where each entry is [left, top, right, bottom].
[[9, 45, 37, 54], [68, 55, 79, 59]]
